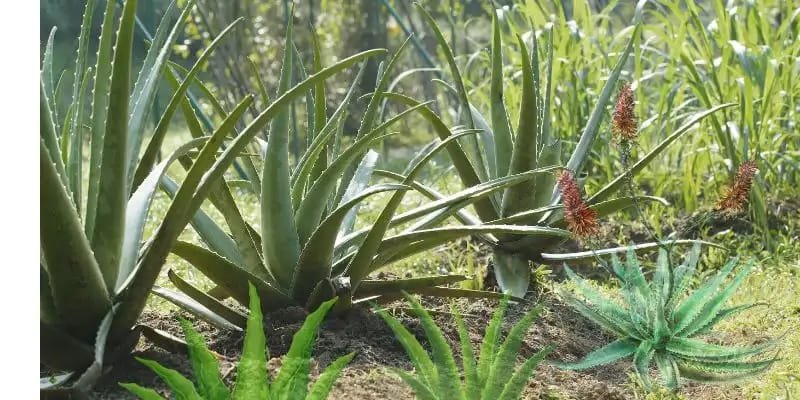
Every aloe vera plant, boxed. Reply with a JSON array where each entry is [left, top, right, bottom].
[[40, 0, 386, 391], [122, 284, 352, 400], [556, 244, 776, 391], [40, 0, 234, 385], [397, 4, 734, 297], [156, 19, 574, 326], [377, 294, 553, 400]]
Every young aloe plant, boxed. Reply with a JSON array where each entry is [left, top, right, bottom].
[[556, 244, 776, 391], [40, 0, 255, 389], [377, 294, 553, 400], [156, 18, 573, 327], [121, 284, 352, 400], [393, 5, 734, 297]]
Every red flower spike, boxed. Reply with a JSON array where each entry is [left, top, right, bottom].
[[715, 160, 759, 216], [612, 83, 638, 143], [557, 170, 600, 239]]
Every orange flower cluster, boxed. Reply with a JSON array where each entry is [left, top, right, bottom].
[[612, 83, 637, 143], [715, 160, 759, 216], [557, 170, 600, 239]]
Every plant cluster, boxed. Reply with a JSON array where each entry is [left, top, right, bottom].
[[122, 284, 352, 400], [39, 0, 787, 398], [557, 245, 776, 391], [377, 294, 552, 400]]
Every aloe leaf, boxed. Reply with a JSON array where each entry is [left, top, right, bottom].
[[375, 310, 438, 388], [632, 340, 655, 389], [337, 151, 379, 239], [170, 241, 294, 312], [91, 0, 139, 289], [339, 169, 553, 251], [403, 287, 525, 302], [332, 37, 412, 208], [168, 270, 247, 329], [672, 257, 739, 333], [160, 176, 246, 269], [563, 266, 642, 339], [345, 132, 478, 286], [41, 27, 59, 134], [539, 240, 722, 264], [482, 305, 543, 399], [692, 303, 766, 335], [117, 137, 207, 291], [654, 353, 680, 390], [676, 358, 776, 382], [554, 339, 637, 370], [371, 169, 482, 226], [452, 306, 478, 400], [152, 286, 240, 332], [66, 0, 97, 206], [137, 357, 201, 399], [404, 294, 464, 400], [41, 140, 111, 341], [589, 103, 736, 204], [290, 62, 366, 197], [294, 102, 426, 244], [378, 225, 569, 260], [306, 352, 355, 400], [232, 284, 269, 399], [477, 295, 509, 385], [666, 337, 775, 363], [292, 184, 410, 301], [120, 383, 167, 399], [169, 84, 267, 281], [133, 17, 244, 189], [67, 67, 93, 212], [128, 1, 195, 175], [179, 318, 231, 400], [72, 304, 118, 390], [498, 346, 553, 400], [531, 141, 561, 211], [261, 16, 301, 289], [384, 93, 497, 222], [679, 261, 755, 337], [416, 3, 488, 180], [501, 34, 540, 218], [85, 0, 117, 239], [113, 49, 386, 339], [41, 82, 68, 188], [273, 298, 339, 398], [490, 12, 513, 179], [356, 275, 468, 298], [565, 25, 641, 178]]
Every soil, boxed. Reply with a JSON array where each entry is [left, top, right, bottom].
[[71, 200, 800, 399], [86, 294, 748, 399]]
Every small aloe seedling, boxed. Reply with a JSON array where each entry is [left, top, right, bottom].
[[556, 244, 776, 391], [121, 284, 353, 399], [377, 294, 553, 400]]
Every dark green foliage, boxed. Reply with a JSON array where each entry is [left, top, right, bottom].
[[377, 294, 553, 400], [556, 244, 776, 391], [122, 284, 353, 400]]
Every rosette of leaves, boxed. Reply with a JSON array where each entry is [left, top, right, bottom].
[[40, 0, 254, 391], [156, 18, 574, 327], [377, 293, 553, 400], [556, 244, 776, 391], [40, 0, 390, 393], [122, 284, 352, 400], [387, 4, 734, 297]]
